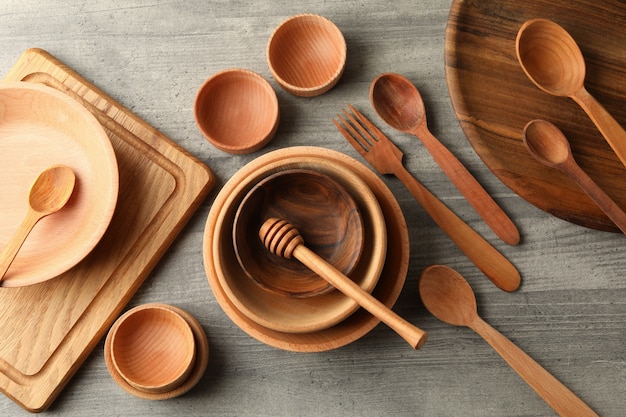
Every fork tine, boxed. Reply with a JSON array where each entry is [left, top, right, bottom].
[[347, 104, 403, 161], [333, 114, 370, 155], [346, 104, 384, 143], [341, 108, 378, 147]]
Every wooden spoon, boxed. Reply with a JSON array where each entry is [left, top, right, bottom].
[[523, 119, 626, 234], [419, 265, 599, 417], [0, 165, 75, 282], [370, 73, 520, 246], [259, 218, 427, 349], [516, 19, 626, 169]]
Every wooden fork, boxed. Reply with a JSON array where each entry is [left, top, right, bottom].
[[334, 105, 521, 292]]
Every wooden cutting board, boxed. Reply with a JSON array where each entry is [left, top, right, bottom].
[[0, 48, 215, 412], [445, 0, 626, 232]]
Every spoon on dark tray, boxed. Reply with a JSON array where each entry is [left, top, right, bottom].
[[523, 119, 626, 234], [516, 18, 626, 169], [370, 72, 519, 245], [419, 265, 599, 417]]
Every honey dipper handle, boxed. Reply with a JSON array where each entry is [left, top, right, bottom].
[[293, 244, 428, 349]]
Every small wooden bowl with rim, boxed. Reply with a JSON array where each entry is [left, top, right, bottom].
[[194, 68, 279, 154], [108, 304, 197, 394], [267, 14, 346, 97]]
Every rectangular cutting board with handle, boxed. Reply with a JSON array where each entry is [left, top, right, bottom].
[[0, 48, 215, 412]]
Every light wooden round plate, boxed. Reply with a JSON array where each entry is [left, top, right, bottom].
[[0, 82, 119, 287], [203, 147, 409, 351]]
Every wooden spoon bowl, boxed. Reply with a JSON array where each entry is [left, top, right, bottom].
[[267, 14, 346, 97], [233, 169, 364, 298], [194, 68, 279, 154], [109, 304, 197, 394], [516, 18, 585, 97]]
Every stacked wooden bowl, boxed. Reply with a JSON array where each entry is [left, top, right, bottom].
[[203, 147, 410, 352]]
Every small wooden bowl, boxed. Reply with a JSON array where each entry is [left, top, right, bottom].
[[194, 68, 279, 154], [108, 304, 197, 394], [207, 150, 387, 334], [105, 304, 210, 400], [267, 14, 346, 97], [233, 169, 364, 298]]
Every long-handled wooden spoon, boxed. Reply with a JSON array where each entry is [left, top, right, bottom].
[[523, 119, 626, 234], [0, 165, 76, 282], [259, 217, 427, 349], [369, 73, 520, 246], [419, 265, 599, 417], [516, 18, 626, 169]]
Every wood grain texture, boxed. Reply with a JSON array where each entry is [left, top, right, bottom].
[[0, 1, 623, 417], [445, 0, 626, 232], [234, 169, 366, 299]]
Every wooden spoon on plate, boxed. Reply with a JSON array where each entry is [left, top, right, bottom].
[[259, 217, 427, 349], [419, 265, 599, 417], [516, 18, 626, 169], [0, 165, 75, 282]]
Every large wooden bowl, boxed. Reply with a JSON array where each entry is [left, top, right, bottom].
[[233, 168, 365, 298], [204, 147, 409, 351], [211, 152, 386, 334], [267, 14, 346, 97], [0, 82, 118, 287]]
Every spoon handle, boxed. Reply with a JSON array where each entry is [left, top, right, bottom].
[[394, 166, 520, 292], [470, 317, 599, 417], [292, 244, 428, 349], [573, 87, 626, 170], [0, 209, 42, 282], [414, 126, 520, 245], [563, 161, 626, 234]]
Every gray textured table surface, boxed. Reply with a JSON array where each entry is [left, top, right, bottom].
[[0, 1, 624, 416]]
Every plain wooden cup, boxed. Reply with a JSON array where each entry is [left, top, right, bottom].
[[267, 14, 346, 97], [109, 304, 197, 394], [194, 68, 279, 154]]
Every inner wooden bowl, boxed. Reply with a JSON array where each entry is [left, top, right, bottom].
[[109, 304, 197, 394], [233, 168, 364, 298], [267, 14, 346, 97], [194, 68, 279, 154], [211, 153, 387, 334], [0, 81, 119, 287], [204, 147, 409, 351]]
